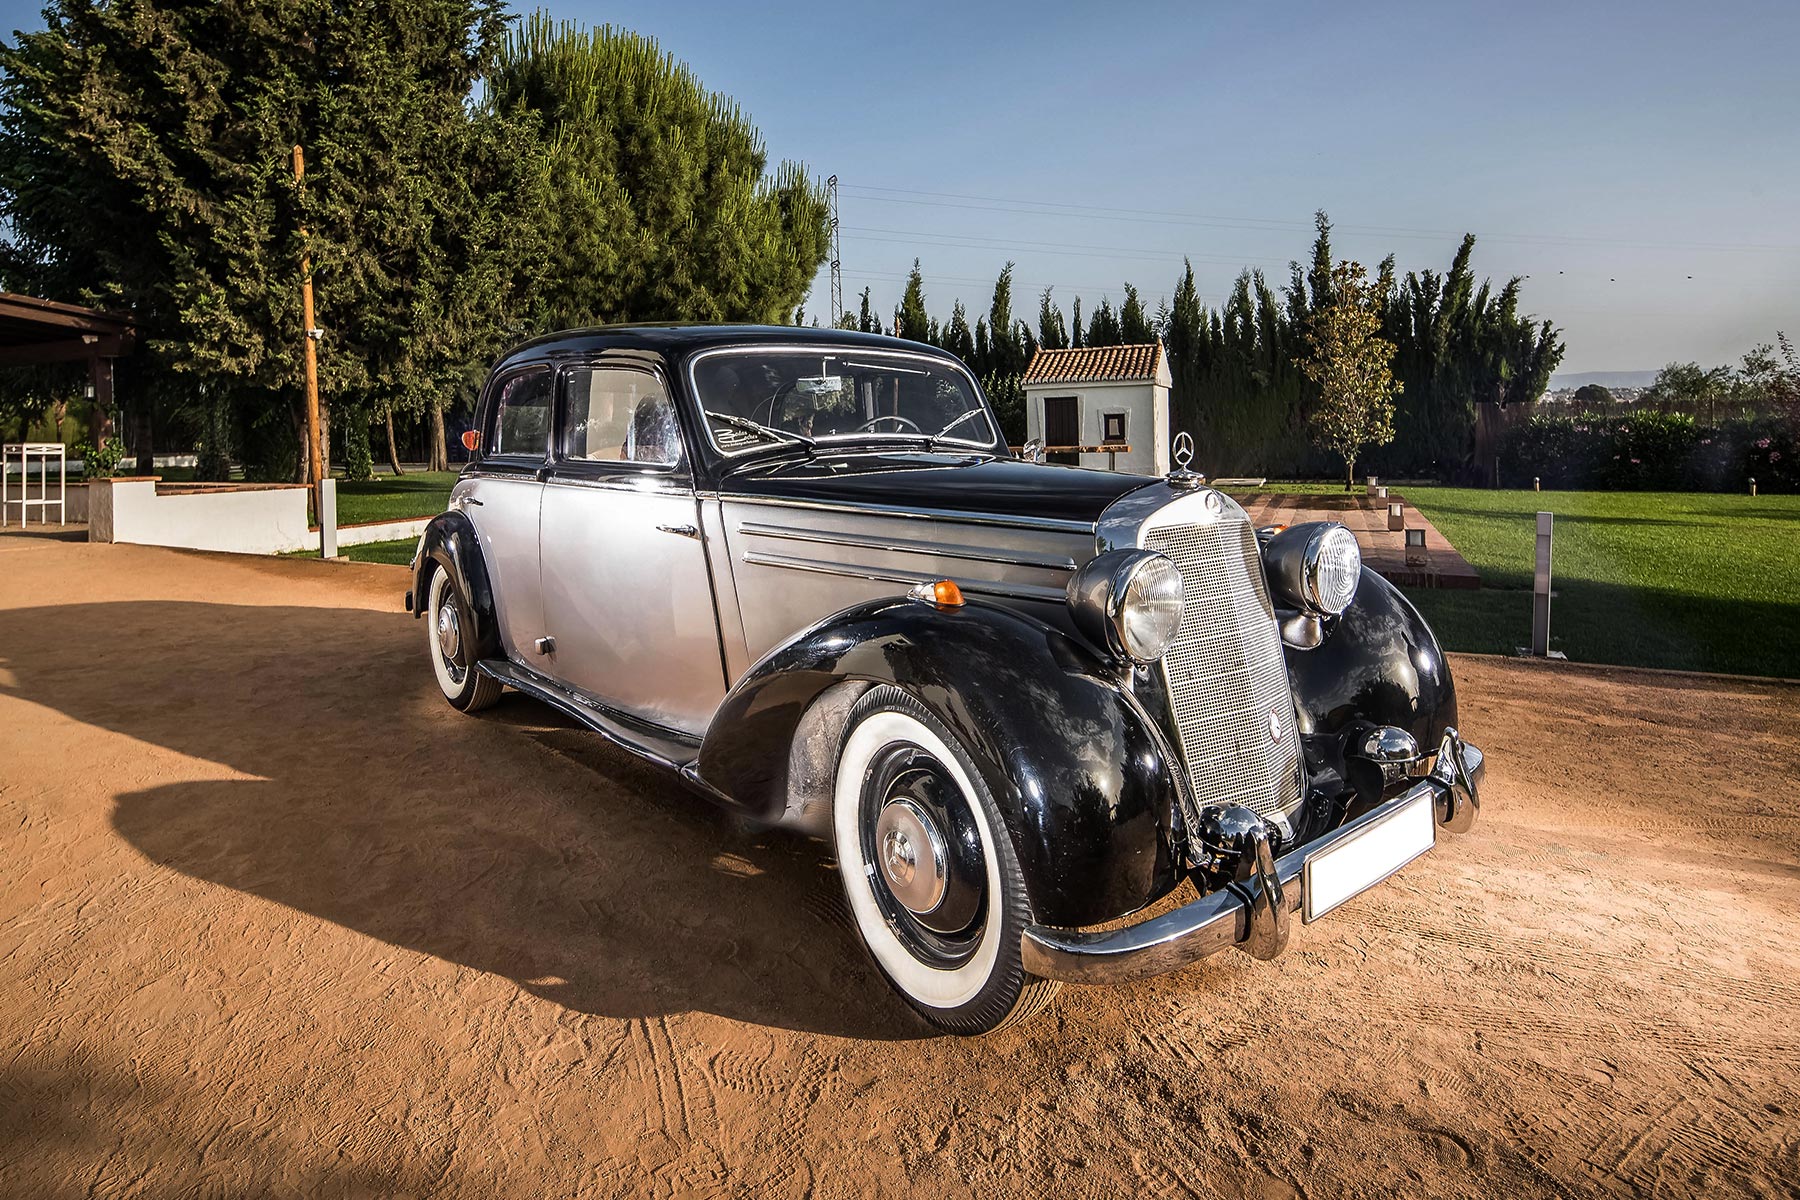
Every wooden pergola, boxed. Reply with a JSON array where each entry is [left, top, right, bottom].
[[0, 291, 136, 440]]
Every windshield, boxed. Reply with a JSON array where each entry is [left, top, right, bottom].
[[690, 348, 1000, 456]]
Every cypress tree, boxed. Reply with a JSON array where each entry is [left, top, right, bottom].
[[898, 258, 931, 343], [1087, 297, 1121, 346], [942, 301, 975, 361], [1037, 287, 1068, 349], [1120, 283, 1154, 343], [986, 262, 1021, 375]]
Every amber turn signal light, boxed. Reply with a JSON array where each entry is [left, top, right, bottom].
[[461, 429, 481, 452], [908, 578, 965, 607]]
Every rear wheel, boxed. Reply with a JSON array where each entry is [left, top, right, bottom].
[[832, 686, 1059, 1035], [426, 568, 502, 713]]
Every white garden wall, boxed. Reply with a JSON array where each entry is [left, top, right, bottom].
[[86, 477, 431, 556], [89, 478, 313, 553]]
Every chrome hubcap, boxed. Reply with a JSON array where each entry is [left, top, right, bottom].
[[875, 797, 947, 915], [435, 599, 461, 661]]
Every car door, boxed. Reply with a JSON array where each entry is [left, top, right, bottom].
[[465, 364, 553, 663], [538, 360, 726, 737]]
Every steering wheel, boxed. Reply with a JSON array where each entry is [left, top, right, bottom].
[[860, 414, 922, 433]]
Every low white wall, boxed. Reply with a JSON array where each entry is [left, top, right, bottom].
[[90, 479, 313, 554], [85, 478, 433, 556], [301, 517, 431, 553]]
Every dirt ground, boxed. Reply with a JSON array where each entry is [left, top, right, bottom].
[[2, 533, 1797, 1199]]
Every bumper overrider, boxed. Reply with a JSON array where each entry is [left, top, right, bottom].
[[1021, 729, 1484, 984]]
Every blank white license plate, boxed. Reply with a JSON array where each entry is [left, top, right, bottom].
[[1302, 792, 1437, 922]]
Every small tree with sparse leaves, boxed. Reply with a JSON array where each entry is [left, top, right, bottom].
[[1301, 260, 1400, 490]]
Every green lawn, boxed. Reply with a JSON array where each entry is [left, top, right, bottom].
[[335, 471, 460, 525], [1381, 488, 1799, 678], [338, 538, 420, 565]]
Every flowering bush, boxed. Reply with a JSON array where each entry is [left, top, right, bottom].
[[1502, 410, 1797, 492]]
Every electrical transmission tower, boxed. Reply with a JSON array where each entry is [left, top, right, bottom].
[[826, 174, 843, 326]]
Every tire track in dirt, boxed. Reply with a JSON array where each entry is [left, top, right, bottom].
[[1353, 902, 1800, 1012]]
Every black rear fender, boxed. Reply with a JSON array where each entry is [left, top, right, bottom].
[[409, 511, 502, 664]]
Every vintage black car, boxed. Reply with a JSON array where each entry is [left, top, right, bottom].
[[407, 324, 1482, 1035]]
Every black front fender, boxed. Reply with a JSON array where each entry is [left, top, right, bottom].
[[1286, 566, 1459, 748], [409, 510, 502, 664], [696, 598, 1181, 928]]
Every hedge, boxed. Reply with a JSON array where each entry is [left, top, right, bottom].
[[1499, 410, 1796, 492]]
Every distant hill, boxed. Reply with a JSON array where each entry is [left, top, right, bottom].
[[1551, 370, 1660, 390]]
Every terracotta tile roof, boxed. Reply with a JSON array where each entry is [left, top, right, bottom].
[[1022, 342, 1164, 386]]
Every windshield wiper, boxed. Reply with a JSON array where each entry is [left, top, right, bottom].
[[927, 408, 989, 449], [709, 412, 817, 451]]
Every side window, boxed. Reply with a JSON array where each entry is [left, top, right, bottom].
[[489, 368, 553, 459], [563, 366, 683, 468]]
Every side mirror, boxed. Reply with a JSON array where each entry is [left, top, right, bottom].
[[1020, 437, 1045, 464]]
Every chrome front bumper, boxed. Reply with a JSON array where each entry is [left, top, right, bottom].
[[1020, 731, 1484, 985]]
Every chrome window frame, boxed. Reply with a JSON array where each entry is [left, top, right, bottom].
[[481, 362, 556, 468], [683, 343, 1004, 460], [550, 358, 690, 481]]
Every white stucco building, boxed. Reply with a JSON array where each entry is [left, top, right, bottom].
[[1021, 343, 1171, 475]]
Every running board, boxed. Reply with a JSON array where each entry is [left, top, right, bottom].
[[477, 659, 700, 772]]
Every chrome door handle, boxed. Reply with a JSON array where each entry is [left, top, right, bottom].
[[452, 495, 483, 508], [656, 523, 699, 539]]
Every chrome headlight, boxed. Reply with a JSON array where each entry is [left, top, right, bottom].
[[1262, 522, 1362, 615], [1067, 549, 1185, 664]]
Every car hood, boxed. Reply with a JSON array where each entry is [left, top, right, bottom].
[[719, 451, 1157, 528]]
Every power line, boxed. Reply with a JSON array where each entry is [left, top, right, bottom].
[[844, 224, 1296, 269], [842, 183, 1800, 254]]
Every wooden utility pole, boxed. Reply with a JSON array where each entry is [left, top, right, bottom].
[[293, 144, 324, 496]]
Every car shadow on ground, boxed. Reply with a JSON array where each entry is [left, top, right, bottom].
[[0, 599, 928, 1041]]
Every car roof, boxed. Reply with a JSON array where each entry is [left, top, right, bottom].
[[498, 323, 952, 366]]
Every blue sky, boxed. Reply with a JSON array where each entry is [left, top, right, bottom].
[[5, 0, 1796, 374]]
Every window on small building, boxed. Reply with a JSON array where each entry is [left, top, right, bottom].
[[1102, 412, 1127, 444]]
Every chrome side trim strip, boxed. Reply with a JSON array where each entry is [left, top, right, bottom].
[[478, 659, 700, 769], [542, 472, 688, 495], [740, 549, 1068, 603], [735, 520, 1078, 572], [719, 492, 1097, 536]]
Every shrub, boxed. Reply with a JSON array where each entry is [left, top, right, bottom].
[[1502, 409, 1795, 492], [74, 438, 125, 479]]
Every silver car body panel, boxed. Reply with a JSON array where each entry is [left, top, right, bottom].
[[538, 471, 727, 737], [456, 472, 544, 664], [713, 496, 1097, 668]]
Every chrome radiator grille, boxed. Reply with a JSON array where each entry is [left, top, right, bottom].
[[1144, 516, 1303, 820]]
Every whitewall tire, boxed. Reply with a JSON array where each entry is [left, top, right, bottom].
[[832, 686, 1059, 1034], [426, 568, 502, 713]]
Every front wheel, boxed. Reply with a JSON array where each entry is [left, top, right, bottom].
[[832, 686, 1060, 1035], [425, 567, 502, 713]]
